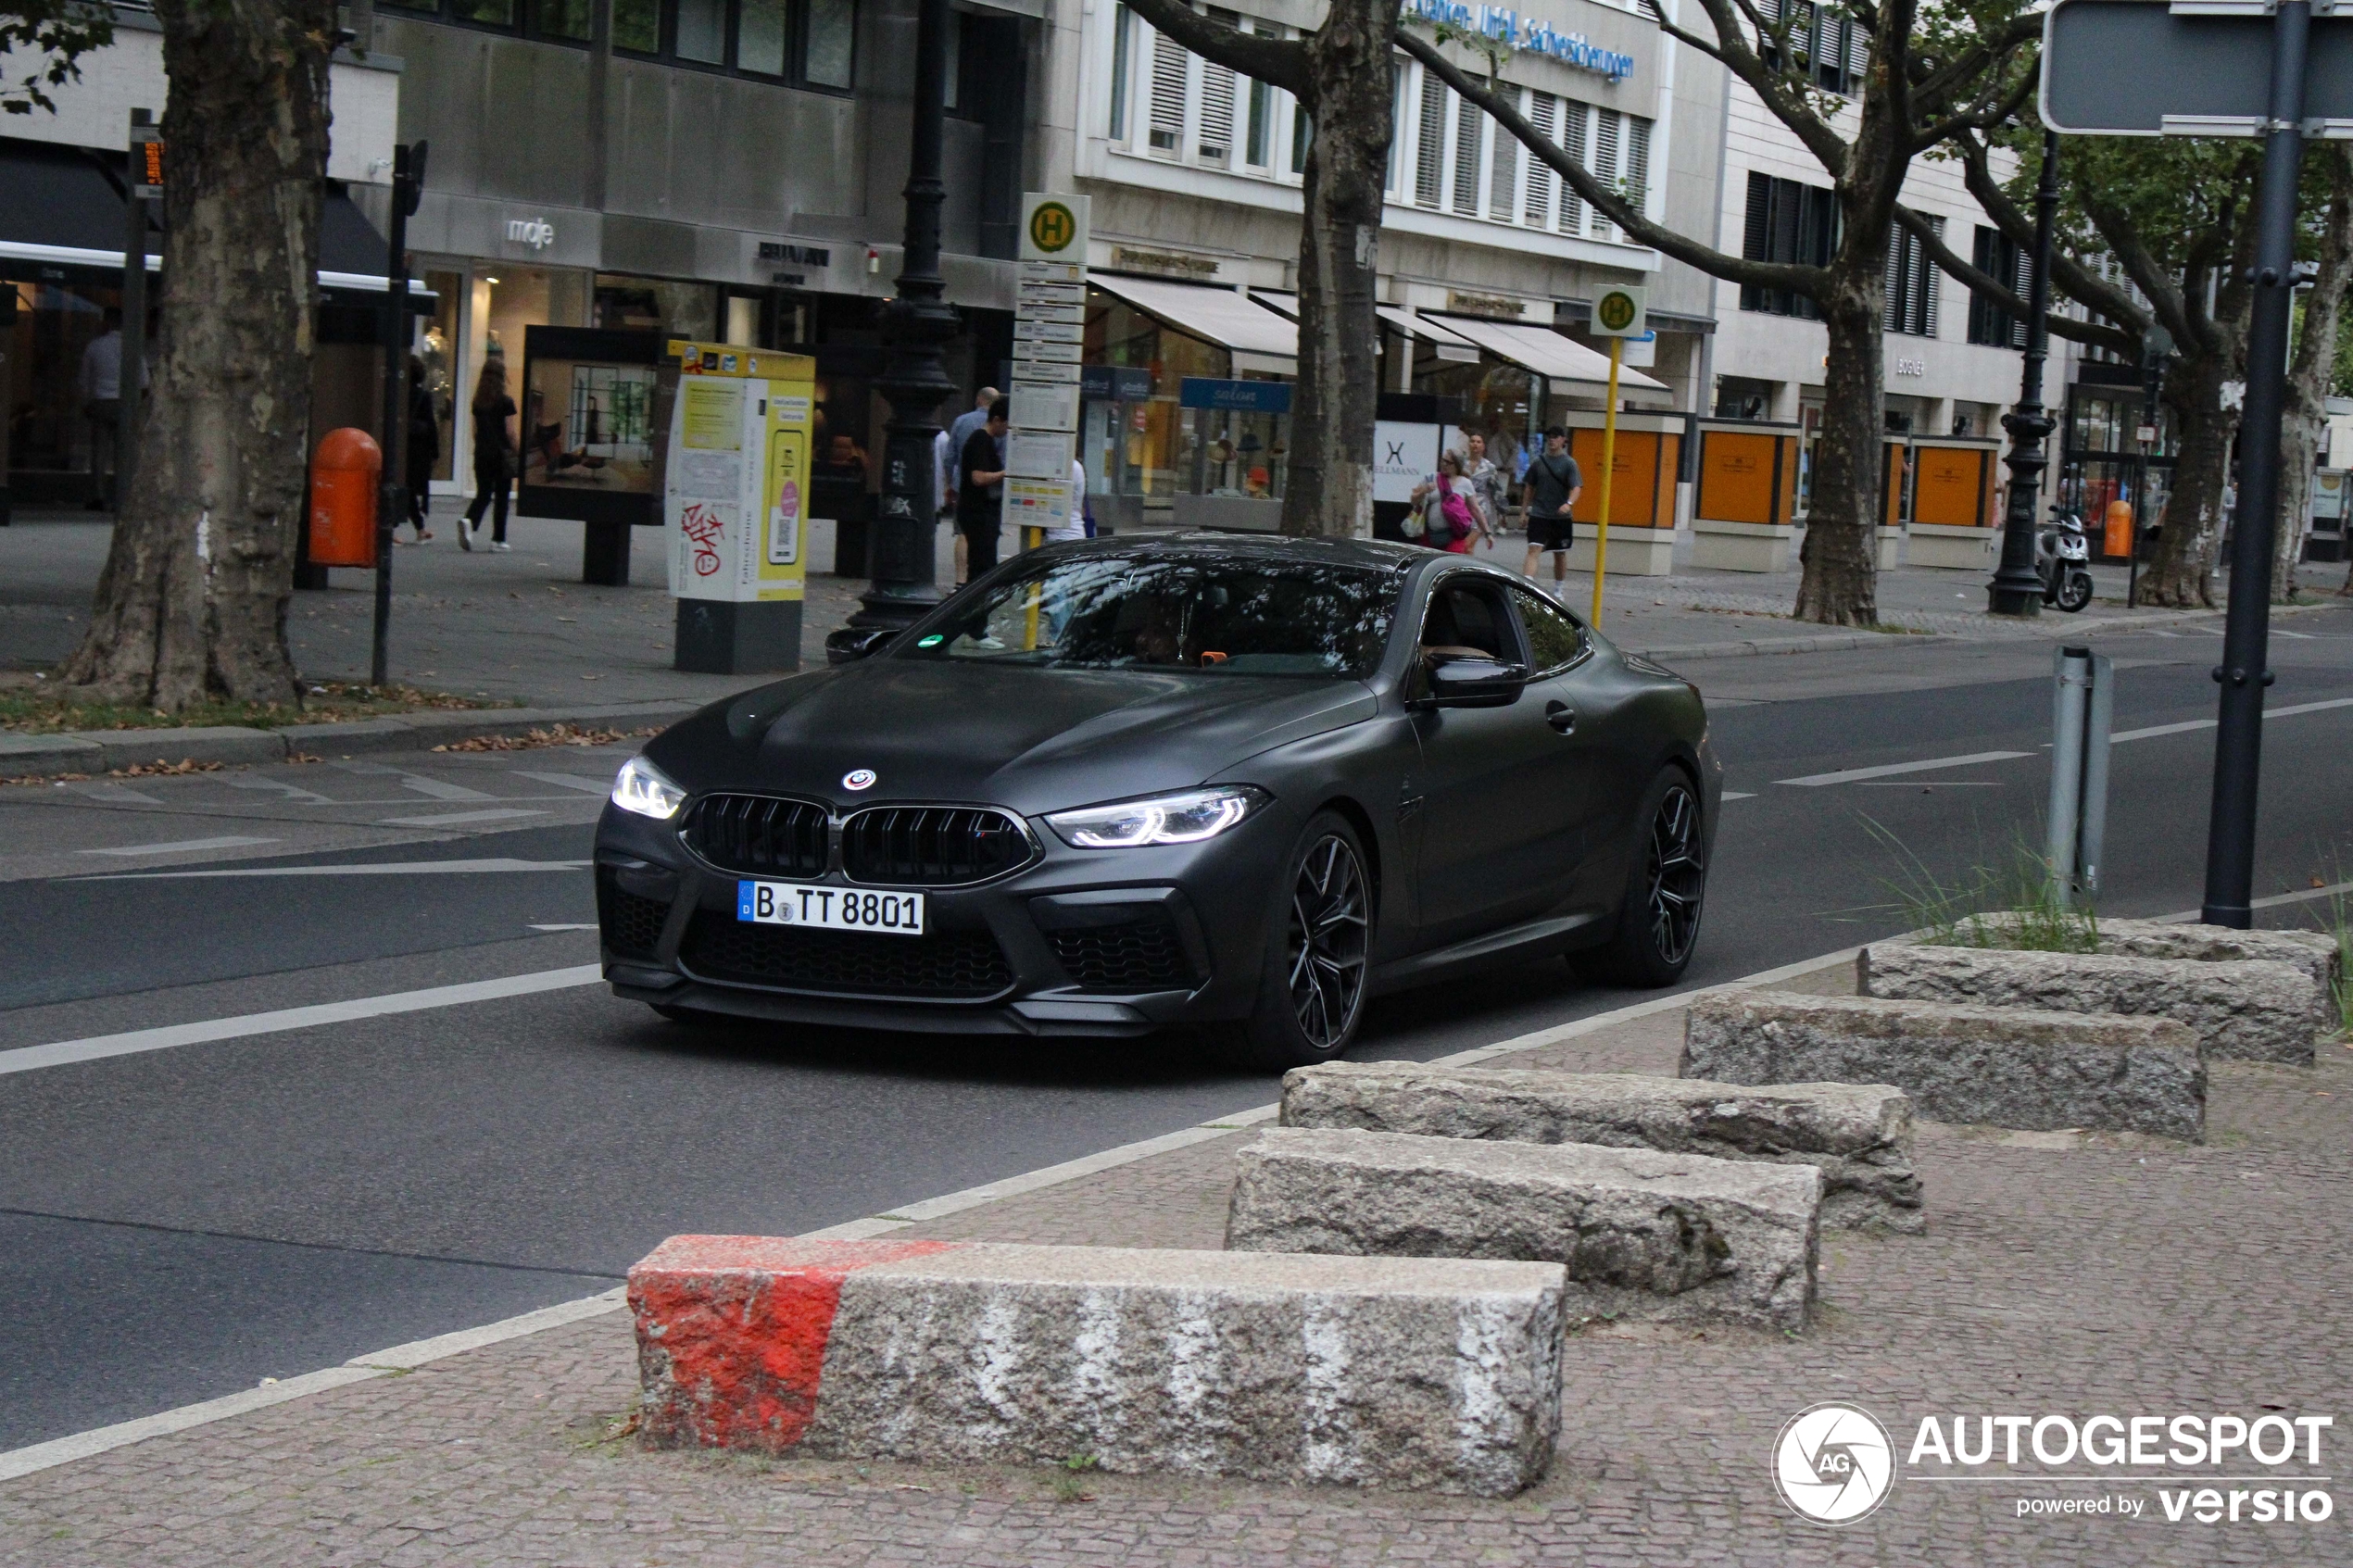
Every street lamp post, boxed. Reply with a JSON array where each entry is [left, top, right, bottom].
[[846, 0, 959, 636], [1987, 130, 2062, 619]]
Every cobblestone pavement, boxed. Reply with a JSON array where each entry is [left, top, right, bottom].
[[5, 956, 2348, 1566]]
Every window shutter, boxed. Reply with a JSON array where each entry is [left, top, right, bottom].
[[1490, 87, 1520, 220], [1625, 116, 1651, 222], [1453, 93, 1485, 215], [1592, 109, 1621, 239], [1743, 169, 1771, 261], [1524, 93, 1557, 229], [1416, 70, 1446, 207], [1922, 215, 1943, 337], [1147, 30, 1188, 154], [1560, 103, 1588, 234], [1195, 8, 1238, 165]]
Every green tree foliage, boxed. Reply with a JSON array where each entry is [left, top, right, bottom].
[[0, 0, 114, 114]]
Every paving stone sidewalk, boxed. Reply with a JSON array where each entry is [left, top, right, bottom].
[[5, 957, 2348, 1566]]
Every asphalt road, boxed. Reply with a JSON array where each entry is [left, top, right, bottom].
[[3, 607, 2349, 1452]]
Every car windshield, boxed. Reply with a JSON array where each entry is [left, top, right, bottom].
[[900, 553, 1399, 678]]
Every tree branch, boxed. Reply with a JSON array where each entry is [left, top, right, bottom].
[[1639, 0, 1852, 178], [1114, 0, 1311, 96], [1953, 129, 2161, 336], [1892, 204, 2142, 357], [1401, 28, 1826, 295]]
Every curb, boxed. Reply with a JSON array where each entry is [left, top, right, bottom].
[[1628, 596, 2340, 665], [1632, 633, 1957, 662], [0, 700, 698, 779]]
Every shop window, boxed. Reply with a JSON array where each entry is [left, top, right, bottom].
[[535, 0, 592, 40], [1740, 171, 1836, 319], [613, 0, 660, 49], [805, 0, 855, 88], [675, 0, 725, 60], [736, 0, 787, 73], [446, 0, 517, 24]]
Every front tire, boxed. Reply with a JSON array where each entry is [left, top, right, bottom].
[[1580, 768, 1707, 987], [1213, 812, 1373, 1072], [2056, 570, 2094, 612]]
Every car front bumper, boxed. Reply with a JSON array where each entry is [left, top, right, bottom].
[[593, 797, 1292, 1035]]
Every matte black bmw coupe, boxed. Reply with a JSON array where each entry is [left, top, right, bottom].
[[596, 534, 1719, 1068]]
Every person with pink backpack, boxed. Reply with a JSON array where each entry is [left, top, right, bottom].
[[1409, 449, 1483, 552]]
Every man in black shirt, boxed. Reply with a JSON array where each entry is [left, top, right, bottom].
[[1520, 425, 1583, 586], [957, 397, 1011, 582]]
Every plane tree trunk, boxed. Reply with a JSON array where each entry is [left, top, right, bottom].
[[58, 0, 335, 709]]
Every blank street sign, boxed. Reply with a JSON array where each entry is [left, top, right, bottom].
[[2042, 0, 2353, 136]]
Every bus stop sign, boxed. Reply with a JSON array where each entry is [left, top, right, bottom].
[[2042, 0, 2353, 136]]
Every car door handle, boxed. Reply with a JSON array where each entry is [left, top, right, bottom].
[[1544, 701, 1576, 734]]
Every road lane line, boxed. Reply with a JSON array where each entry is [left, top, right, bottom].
[[378, 808, 547, 827], [515, 771, 616, 795], [76, 835, 281, 857], [396, 775, 496, 802], [1776, 751, 2033, 787], [2112, 696, 2353, 745], [0, 964, 605, 1078], [74, 858, 593, 881]]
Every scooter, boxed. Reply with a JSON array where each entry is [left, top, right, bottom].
[[2037, 506, 2095, 612]]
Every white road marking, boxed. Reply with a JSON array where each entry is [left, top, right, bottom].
[[1856, 780, 2005, 786], [529, 922, 599, 931], [2277, 630, 2315, 639], [226, 776, 337, 806], [515, 771, 615, 795], [396, 775, 496, 802], [378, 808, 547, 827], [0, 963, 605, 1078], [1777, 751, 2032, 787], [59, 784, 163, 806], [2112, 696, 2353, 746], [75, 835, 280, 857], [77, 859, 592, 882], [1719, 791, 1757, 801]]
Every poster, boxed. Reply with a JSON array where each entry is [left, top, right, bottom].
[[662, 343, 816, 603], [516, 327, 666, 526]]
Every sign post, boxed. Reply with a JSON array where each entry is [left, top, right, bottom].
[[371, 141, 425, 689], [1586, 284, 1645, 623], [2045, 0, 2337, 927], [120, 110, 159, 511], [1007, 193, 1089, 563]]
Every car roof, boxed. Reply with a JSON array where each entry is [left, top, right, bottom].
[[1041, 532, 1425, 571]]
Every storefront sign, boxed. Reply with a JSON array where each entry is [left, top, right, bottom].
[[1374, 420, 1442, 503], [1179, 377, 1293, 413], [505, 218, 556, 250], [1398, 0, 1639, 82], [1082, 366, 1155, 402]]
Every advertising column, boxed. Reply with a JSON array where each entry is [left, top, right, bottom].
[[663, 340, 818, 674], [1003, 194, 1090, 545]]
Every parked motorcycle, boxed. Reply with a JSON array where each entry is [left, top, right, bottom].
[[2038, 506, 2095, 612]]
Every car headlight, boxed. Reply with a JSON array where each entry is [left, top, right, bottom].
[[1046, 786, 1266, 849], [610, 755, 687, 820]]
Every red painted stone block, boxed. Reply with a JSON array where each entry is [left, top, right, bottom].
[[629, 1235, 958, 1451]]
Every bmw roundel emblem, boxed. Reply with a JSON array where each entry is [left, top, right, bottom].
[[842, 768, 877, 792]]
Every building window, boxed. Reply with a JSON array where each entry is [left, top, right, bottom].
[[1147, 29, 1187, 152], [1109, 5, 1130, 137], [1884, 211, 1941, 337], [1559, 102, 1587, 234], [1488, 86, 1519, 220], [1197, 10, 1239, 165], [1414, 71, 1445, 207], [1451, 93, 1484, 216], [1969, 224, 2029, 347], [1522, 92, 1557, 230], [409, 0, 857, 90], [1760, 0, 1863, 94], [1740, 170, 1837, 318], [1290, 102, 1309, 173], [1245, 61, 1272, 165]]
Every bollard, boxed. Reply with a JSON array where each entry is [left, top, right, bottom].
[[2046, 644, 2114, 907]]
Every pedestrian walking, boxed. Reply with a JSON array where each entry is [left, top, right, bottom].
[[404, 356, 437, 544], [80, 308, 126, 510], [461, 356, 517, 552], [1407, 452, 1478, 553], [1521, 426, 1583, 586], [1461, 433, 1504, 550], [957, 397, 1011, 581], [946, 385, 998, 587]]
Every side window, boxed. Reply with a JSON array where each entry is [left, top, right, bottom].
[[1417, 580, 1522, 663], [1510, 585, 1588, 674]]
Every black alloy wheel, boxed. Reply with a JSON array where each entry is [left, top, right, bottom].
[[1215, 811, 1373, 1070], [1579, 768, 1707, 987]]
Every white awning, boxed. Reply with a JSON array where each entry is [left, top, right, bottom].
[[1378, 307, 1481, 361], [0, 240, 434, 297], [1251, 289, 1298, 318], [1429, 315, 1669, 392], [1090, 273, 1298, 376]]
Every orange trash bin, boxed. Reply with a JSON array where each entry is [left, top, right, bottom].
[[308, 427, 382, 568], [2104, 498, 2133, 559]]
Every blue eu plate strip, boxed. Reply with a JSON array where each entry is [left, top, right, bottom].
[[736, 881, 755, 921]]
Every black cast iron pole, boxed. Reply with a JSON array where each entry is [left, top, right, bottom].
[[371, 142, 424, 688], [118, 108, 153, 509], [2128, 342, 2166, 608], [847, 0, 958, 633], [2201, 0, 2309, 928], [1988, 130, 2061, 618]]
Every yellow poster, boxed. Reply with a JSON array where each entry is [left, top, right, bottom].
[[755, 385, 813, 601], [681, 380, 744, 451]]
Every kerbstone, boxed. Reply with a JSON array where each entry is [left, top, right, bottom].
[[630, 1235, 1566, 1497], [1681, 991, 2206, 1140], [1906, 917, 2344, 1039], [1225, 1127, 1818, 1331], [1860, 941, 2317, 1065], [1280, 1061, 1921, 1234]]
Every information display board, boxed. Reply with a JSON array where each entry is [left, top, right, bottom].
[[663, 339, 818, 605]]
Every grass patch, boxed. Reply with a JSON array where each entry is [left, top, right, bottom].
[[2325, 884, 2352, 1042], [1863, 814, 2102, 953], [0, 676, 511, 734]]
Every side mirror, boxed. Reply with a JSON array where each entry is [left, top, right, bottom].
[[1426, 657, 1526, 708], [824, 626, 898, 665]]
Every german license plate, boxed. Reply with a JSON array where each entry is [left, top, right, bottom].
[[736, 881, 925, 935]]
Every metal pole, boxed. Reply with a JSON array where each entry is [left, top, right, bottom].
[[118, 108, 153, 511], [1989, 130, 2061, 618], [2128, 360, 2155, 608], [371, 143, 419, 689], [2048, 645, 2092, 909], [847, 0, 957, 633], [1591, 337, 1621, 625], [2080, 651, 2114, 902], [2201, 0, 2308, 929]]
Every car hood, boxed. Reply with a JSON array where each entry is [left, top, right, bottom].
[[648, 659, 1379, 816]]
